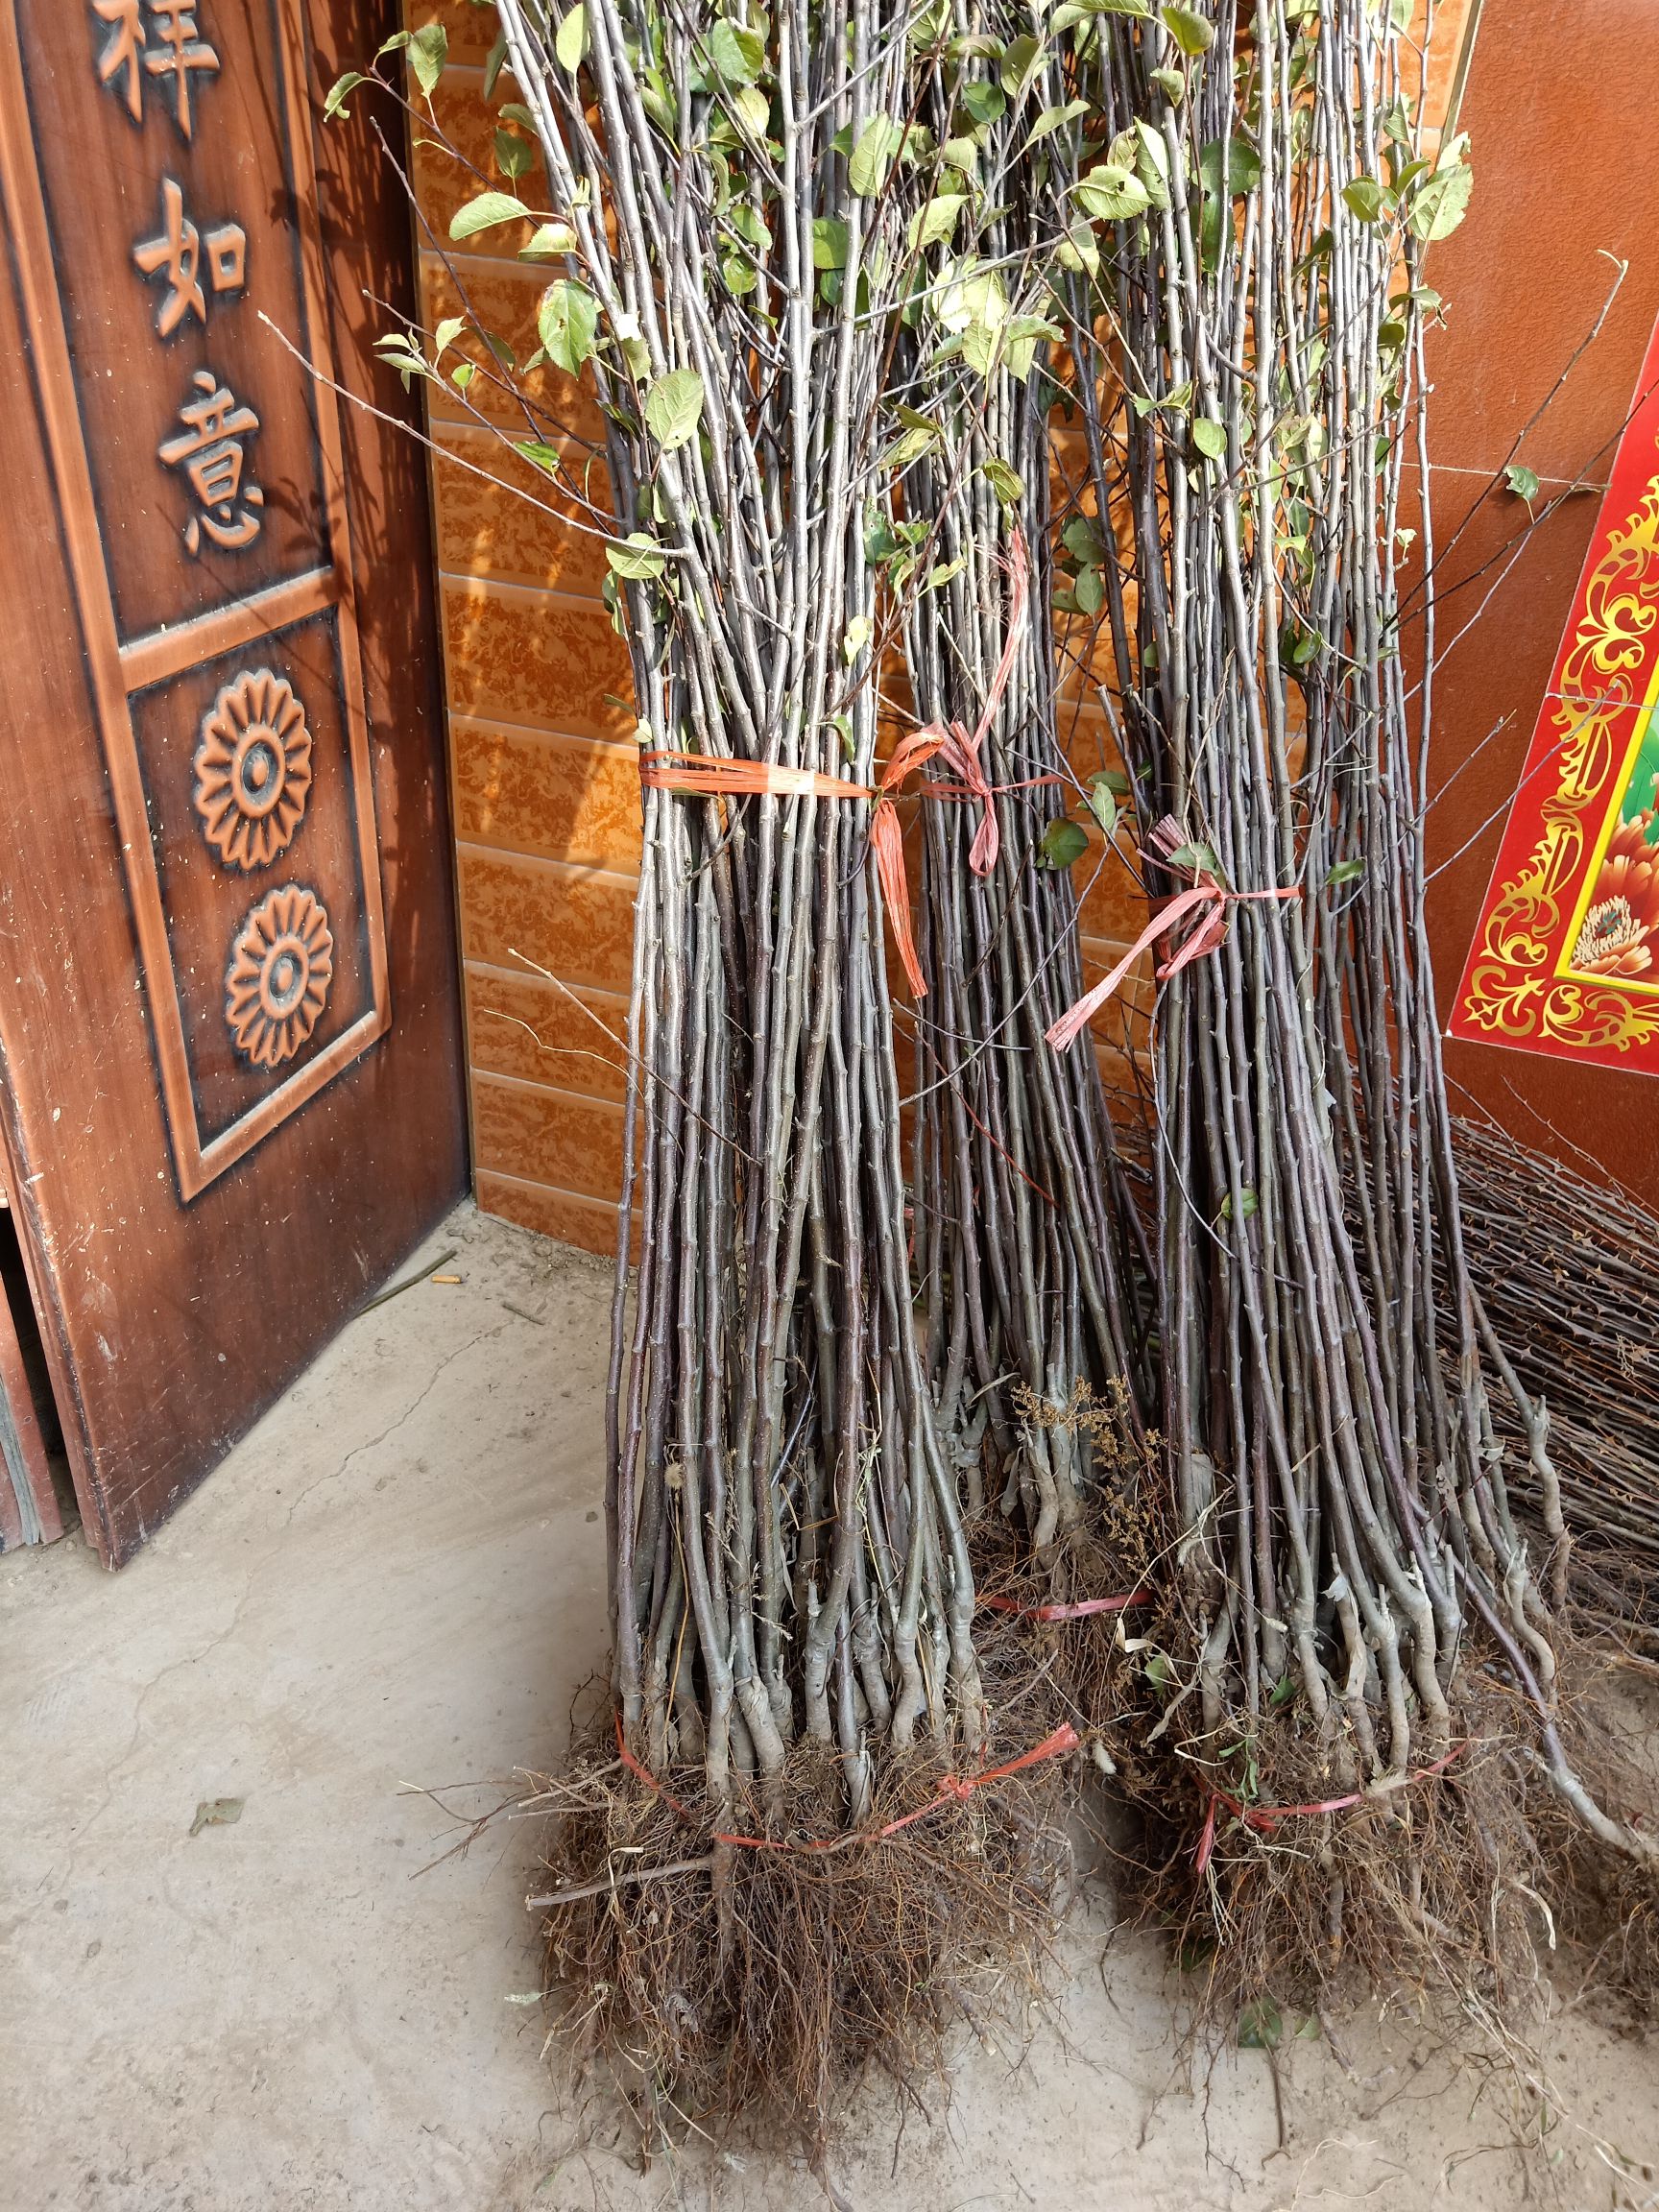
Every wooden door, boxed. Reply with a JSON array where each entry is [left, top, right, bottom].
[[0, 0, 467, 1564]]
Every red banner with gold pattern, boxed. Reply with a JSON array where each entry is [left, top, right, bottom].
[[1452, 316, 1659, 1071]]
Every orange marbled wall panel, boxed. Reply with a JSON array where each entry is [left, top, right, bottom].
[[457, 847, 637, 996], [472, 1072, 627, 1200], [475, 1170, 639, 1261], [443, 579, 636, 739], [466, 966, 629, 1101], [431, 425, 613, 596], [450, 719, 643, 868]]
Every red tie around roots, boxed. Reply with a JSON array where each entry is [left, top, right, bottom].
[[613, 1710, 1080, 1855]]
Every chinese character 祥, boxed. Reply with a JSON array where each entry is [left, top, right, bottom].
[[157, 370, 263, 555], [90, 0, 220, 140], [91, 0, 145, 122], [132, 178, 246, 337]]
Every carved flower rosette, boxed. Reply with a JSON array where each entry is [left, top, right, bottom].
[[194, 668, 313, 872], [225, 884, 334, 1070]]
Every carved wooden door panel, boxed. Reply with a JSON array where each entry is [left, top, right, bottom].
[[0, 0, 467, 1564]]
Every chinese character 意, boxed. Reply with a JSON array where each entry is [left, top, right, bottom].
[[90, 0, 220, 140], [157, 370, 263, 555], [133, 177, 246, 338]]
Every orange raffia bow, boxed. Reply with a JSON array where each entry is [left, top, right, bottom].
[[1046, 815, 1302, 1053], [639, 535, 1045, 998]]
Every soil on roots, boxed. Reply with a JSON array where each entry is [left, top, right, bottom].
[[527, 1669, 1078, 2158]]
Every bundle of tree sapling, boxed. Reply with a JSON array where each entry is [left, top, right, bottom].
[[327, 0, 1163, 2147], [1044, 0, 1656, 2007]]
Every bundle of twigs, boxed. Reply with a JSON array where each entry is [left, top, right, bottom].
[[1046, 0, 1655, 1984], [1454, 1115, 1659, 1588]]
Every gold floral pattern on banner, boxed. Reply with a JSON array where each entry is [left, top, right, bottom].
[[1452, 314, 1659, 1073]]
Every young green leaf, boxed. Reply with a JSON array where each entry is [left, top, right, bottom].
[[644, 367, 707, 452], [494, 127, 536, 180], [1150, 63, 1185, 99], [1024, 99, 1090, 151], [1038, 818, 1090, 870], [1238, 1998, 1284, 2051], [432, 315, 466, 357], [1504, 462, 1541, 503], [850, 114, 904, 196], [554, 3, 588, 70], [1191, 416, 1227, 461], [844, 613, 873, 662], [1075, 163, 1151, 221], [450, 190, 533, 242], [1086, 775, 1118, 836], [811, 217, 850, 269], [407, 20, 448, 98], [980, 457, 1023, 507], [518, 221, 579, 260], [537, 278, 599, 374], [1326, 856, 1366, 887], [1341, 177, 1386, 224], [708, 18, 765, 84], [606, 532, 667, 580], [1407, 161, 1473, 241], [1161, 4, 1215, 56], [323, 70, 369, 120], [517, 439, 563, 473], [907, 194, 967, 254]]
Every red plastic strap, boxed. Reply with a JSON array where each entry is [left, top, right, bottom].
[[641, 534, 1050, 999], [1046, 815, 1300, 1052], [979, 1588, 1152, 1622], [1195, 1742, 1468, 1872], [614, 1711, 1079, 1854]]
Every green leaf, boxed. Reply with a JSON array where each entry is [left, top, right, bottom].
[[709, 18, 765, 84], [811, 217, 849, 270], [1025, 99, 1089, 151], [518, 220, 579, 259], [1219, 1186, 1258, 1221], [1039, 818, 1089, 871], [644, 367, 706, 452], [407, 20, 448, 98], [606, 532, 667, 580], [844, 613, 873, 662], [1075, 163, 1151, 222], [517, 439, 562, 473], [323, 70, 369, 120], [908, 194, 968, 254], [850, 114, 903, 196], [450, 361, 475, 391], [980, 457, 1023, 507], [433, 315, 466, 357], [1191, 416, 1227, 462], [1165, 838, 1218, 878], [1150, 64, 1185, 99], [998, 32, 1046, 101], [537, 278, 599, 374], [1504, 462, 1541, 503], [450, 190, 533, 242], [1342, 177, 1386, 224], [483, 31, 509, 97], [1407, 162, 1473, 242], [1326, 856, 1366, 886], [554, 3, 588, 70], [1238, 1998, 1284, 2051], [494, 127, 536, 180], [1161, 4, 1215, 56], [1199, 136, 1262, 199], [960, 80, 1006, 128], [1086, 775, 1118, 836], [728, 84, 770, 134]]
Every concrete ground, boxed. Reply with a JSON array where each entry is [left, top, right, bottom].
[[3, 1203, 1656, 2212]]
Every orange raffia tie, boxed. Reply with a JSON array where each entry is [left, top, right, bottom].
[[638, 537, 1049, 1000], [1045, 814, 1302, 1053], [614, 1710, 1079, 1855], [979, 1588, 1152, 1623], [1193, 1742, 1468, 1875]]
